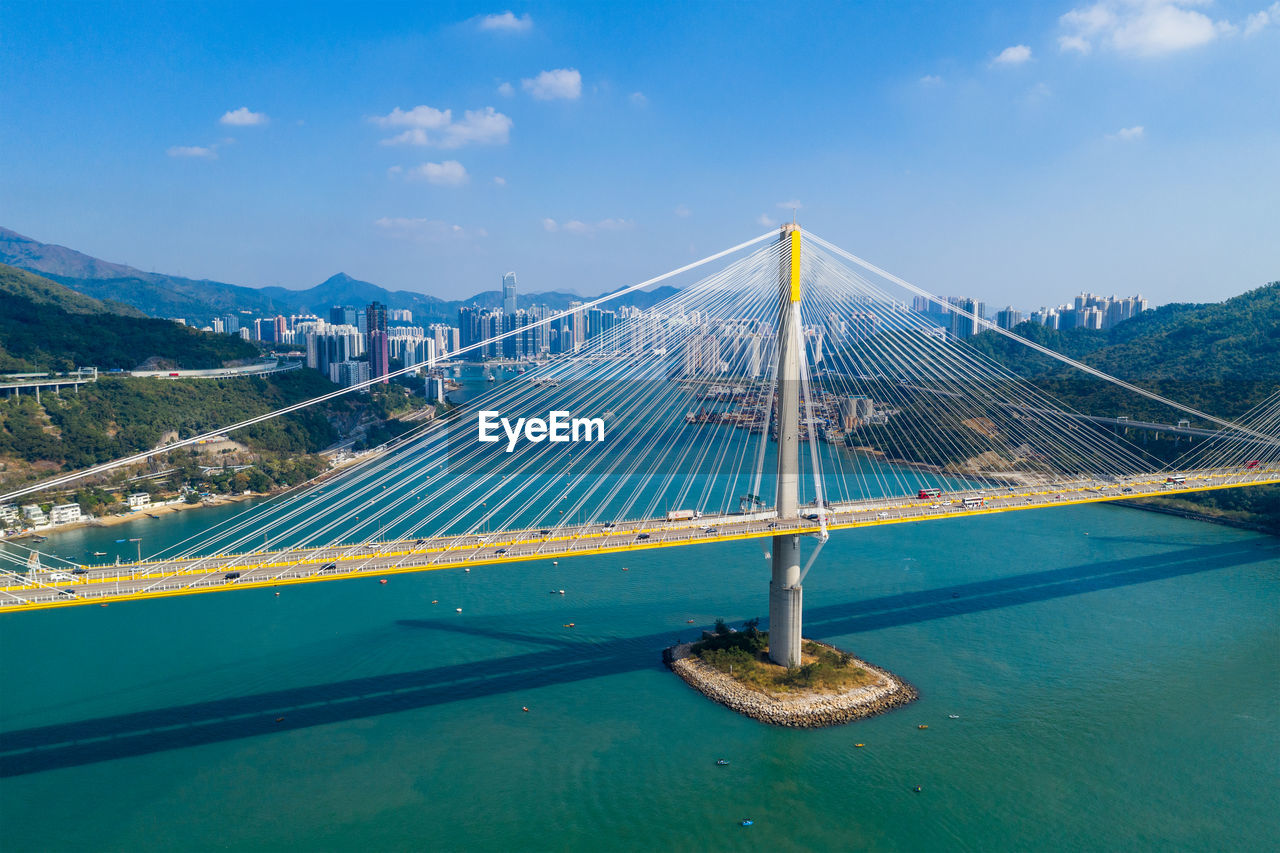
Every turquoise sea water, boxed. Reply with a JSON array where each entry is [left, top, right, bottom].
[[2, 495, 1277, 851]]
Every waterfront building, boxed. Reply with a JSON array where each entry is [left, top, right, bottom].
[[21, 505, 47, 525], [49, 503, 82, 525], [127, 492, 151, 509]]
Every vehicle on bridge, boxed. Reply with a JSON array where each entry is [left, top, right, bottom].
[[1165, 475, 1186, 485], [962, 497, 985, 508], [918, 487, 942, 499], [666, 509, 700, 521]]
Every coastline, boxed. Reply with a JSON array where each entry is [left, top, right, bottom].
[[665, 639, 918, 727], [1113, 498, 1278, 535]]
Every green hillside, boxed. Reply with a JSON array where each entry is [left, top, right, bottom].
[[0, 263, 257, 371], [967, 282, 1280, 423]]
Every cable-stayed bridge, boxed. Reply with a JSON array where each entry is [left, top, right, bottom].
[[4, 227, 1279, 666]]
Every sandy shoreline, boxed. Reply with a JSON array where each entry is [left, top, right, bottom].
[[4, 493, 260, 541]]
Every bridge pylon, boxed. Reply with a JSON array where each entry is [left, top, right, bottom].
[[769, 224, 804, 667]]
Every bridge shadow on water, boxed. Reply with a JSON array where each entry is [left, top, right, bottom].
[[2, 540, 1274, 777]]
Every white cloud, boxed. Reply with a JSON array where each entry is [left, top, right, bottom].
[[1024, 81, 1053, 104], [404, 160, 470, 186], [478, 11, 532, 32], [1058, 1, 1235, 56], [1244, 2, 1280, 35], [991, 44, 1033, 66], [674, 204, 691, 218], [541, 217, 634, 235], [776, 200, 803, 211], [493, 176, 507, 186], [757, 213, 777, 227], [522, 68, 582, 100], [220, 107, 268, 126], [374, 217, 486, 241], [919, 74, 944, 85], [629, 91, 648, 106], [167, 145, 217, 159], [497, 81, 515, 97], [1108, 124, 1145, 140], [371, 105, 512, 148]]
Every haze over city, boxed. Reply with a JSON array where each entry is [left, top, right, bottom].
[[2, 0, 1278, 307]]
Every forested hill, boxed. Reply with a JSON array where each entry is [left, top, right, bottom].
[[965, 283, 1280, 422], [968, 283, 1280, 384], [0, 263, 257, 371]]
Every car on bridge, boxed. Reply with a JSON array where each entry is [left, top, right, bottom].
[[636, 533, 651, 541], [223, 571, 242, 580]]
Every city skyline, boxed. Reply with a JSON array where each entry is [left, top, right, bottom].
[[2, 1, 1277, 309]]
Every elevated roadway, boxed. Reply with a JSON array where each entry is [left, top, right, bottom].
[[4, 466, 1276, 612]]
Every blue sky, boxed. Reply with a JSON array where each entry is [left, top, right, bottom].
[[1, 0, 1277, 309]]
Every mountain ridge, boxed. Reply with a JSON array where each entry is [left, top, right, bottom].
[[1, 227, 680, 325]]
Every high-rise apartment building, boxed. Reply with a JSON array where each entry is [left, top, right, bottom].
[[502, 272, 517, 316], [367, 301, 390, 383]]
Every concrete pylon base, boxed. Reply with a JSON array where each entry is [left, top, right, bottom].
[[768, 580, 804, 668]]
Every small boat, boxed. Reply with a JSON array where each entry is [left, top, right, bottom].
[[740, 820, 754, 827], [622, 567, 629, 571], [32, 535, 47, 542], [464, 567, 471, 573], [486, 373, 496, 382], [432, 600, 438, 604], [563, 622, 575, 628], [558, 589, 565, 595], [686, 619, 695, 624], [274, 591, 280, 597], [716, 759, 730, 766], [456, 607, 463, 613], [917, 724, 929, 729], [855, 743, 865, 748], [147, 513, 160, 519], [92, 551, 107, 557], [275, 717, 285, 723], [522, 706, 529, 712], [379, 578, 388, 585], [948, 714, 960, 719], [913, 785, 923, 793]]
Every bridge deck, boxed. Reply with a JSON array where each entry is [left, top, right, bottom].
[[4, 467, 1277, 611]]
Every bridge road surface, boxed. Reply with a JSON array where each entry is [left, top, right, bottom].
[[5, 466, 1278, 612]]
